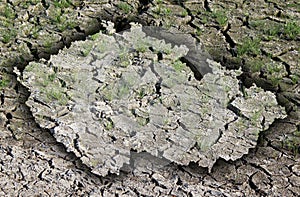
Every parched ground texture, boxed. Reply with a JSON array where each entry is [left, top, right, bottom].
[[0, 0, 299, 196]]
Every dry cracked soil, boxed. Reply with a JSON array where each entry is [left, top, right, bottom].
[[0, 0, 299, 196]]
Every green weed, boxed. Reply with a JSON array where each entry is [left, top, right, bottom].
[[181, 10, 188, 17], [104, 118, 114, 130], [247, 59, 264, 72], [195, 27, 204, 36], [38, 75, 51, 87], [117, 2, 132, 14], [29, 0, 40, 4], [2, 5, 15, 19], [25, 62, 39, 72], [90, 33, 100, 41], [286, 3, 300, 8], [153, 0, 172, 17], [136, 45, 147, 53], [81, 44, 93, 57], [2, 28, 16, 43], [48, 73, 57, 82], [103, 90, 113, 101], [53, 0, 71, 8], [283, 130, 300, 155], [44, 39, 53, 49], [250, 19, 300, 40], [56, 15, 77, 31], [154, 6, 172, 16], [250, 109, 262, 125], [264, 63, 286, 86], [211, 10, 228, 27], [237, 38, 261, 56], [290, 74, 299, 85], [43, 35, 60, 51], [0, 75, 10, 89], [0, 5, 16, 43], [172, 60, 186, 72], [31, 25, 40, 39], [118, 48, 131, 67], [164, 7, 172, 15], [137, 117, 149, 126], [25, 63, 60, 90], [44, 87, 68, 105], [199, 13, 209, 24], [134, 37, 149, 53], [283, 21, 300, 40], [117, 84, 130, 98], [137, 88, 146, 99]]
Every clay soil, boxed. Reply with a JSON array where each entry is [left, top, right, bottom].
[[0, 0, 299, 196]]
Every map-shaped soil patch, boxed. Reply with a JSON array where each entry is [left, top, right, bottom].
[[17, 23, 287, 176]]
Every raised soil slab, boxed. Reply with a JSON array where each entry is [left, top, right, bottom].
[[17, 23, 287, 176]]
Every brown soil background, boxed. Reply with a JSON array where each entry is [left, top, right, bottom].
[[0, 0, 299, 196]]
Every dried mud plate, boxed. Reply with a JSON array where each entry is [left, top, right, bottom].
[[17, 23, 287, 176]]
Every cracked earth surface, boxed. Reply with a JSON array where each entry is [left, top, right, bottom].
[[0, 0, 299, 196]]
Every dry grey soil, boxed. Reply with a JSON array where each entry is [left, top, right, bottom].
[[0, 0, 299, 196]]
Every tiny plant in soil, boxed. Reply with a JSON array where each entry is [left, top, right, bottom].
[[117, 2, 132, 14], [90, 33, 100, 41], [44, 87, 68, 105], [104, 118, 114, 130], [118, 48, 131, 67], [31, 25, 40, 39], [136, 41, 148, 53], [283, 21, 300, 40], [137, 88, 146, 99], [283, 135, 300, 156], [48, 73, 57, 82], [3, 5, 15, 19], [250, 19, 300, 40], [81, 44, 93, 57], [172, 60, 185, 72], [211, 10, 228, 27], [181, 10, 188, 17], [53, 0, 71, 8], [237, 37, 261, 56], [290, 74, 299, 85], [117, 84, 130, 98], [57, 15, 77, 31], [0, 74, 10, 89], [2, 29, 16, 43], [195, 27, 204, 36], [246, 58, 264, 72], [29, 0, 40, 4]]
